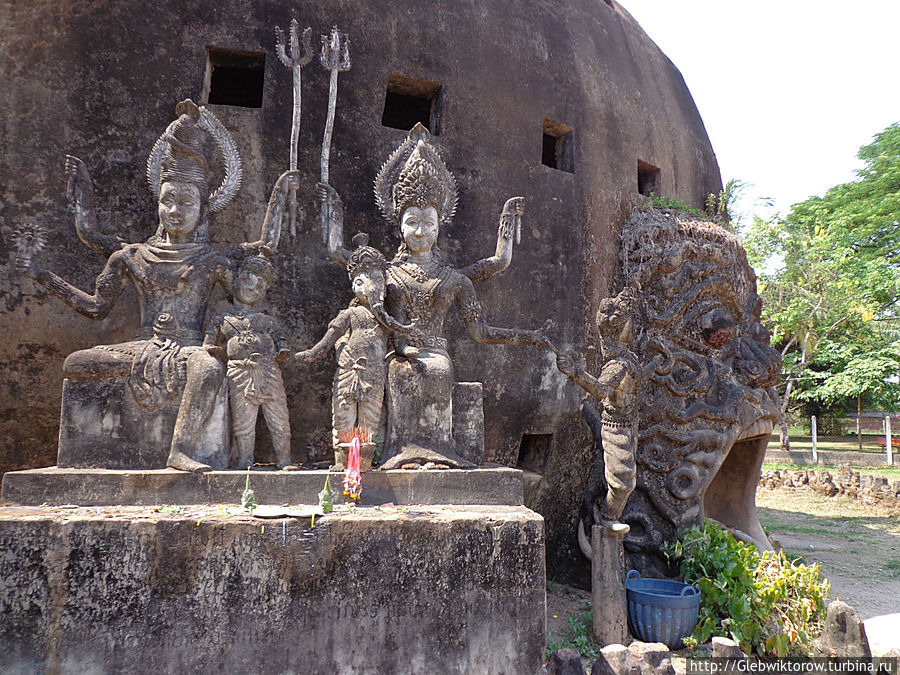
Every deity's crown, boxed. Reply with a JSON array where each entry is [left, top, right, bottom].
[[392, 141, 446, 216], [146, 99, 242, 215], [596, 287, 639, 337], [346, 233, 387, 279], [158, 100, 210, 195], [374, 123, 458, 228], [240, 254, 276, 285]]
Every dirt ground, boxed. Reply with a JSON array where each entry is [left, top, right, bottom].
[[546, 487, 900, 658], [756, 487, 900, 620]]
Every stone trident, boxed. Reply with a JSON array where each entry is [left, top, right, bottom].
[[275, 18, 313, 239], [319, 26, 350, 243]]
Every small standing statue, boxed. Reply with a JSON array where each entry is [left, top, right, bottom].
[[557, 287, 640, 534], [203, 255, 293, 469], [295, 233, 411, 470]]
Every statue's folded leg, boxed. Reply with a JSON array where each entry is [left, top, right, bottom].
[[167, 350, 225, 472]]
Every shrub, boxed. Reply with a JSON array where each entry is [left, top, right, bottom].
[[666, 519, 830, 657]]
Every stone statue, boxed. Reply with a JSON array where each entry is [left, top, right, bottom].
[[557, 287, 639, 536], [15, 100, 299, 472], [295, 232, 411, 471], [203, 255, 293, 470], [577, 208, 781, 576], [320, 124, 551, 469]]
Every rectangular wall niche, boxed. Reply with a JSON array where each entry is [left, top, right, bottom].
[[542, 118, 574, 173], [381, 74, 442, 134], [517, 433, 553, 475], [637, 159, 661, 196], [205, 47, 266, 108]]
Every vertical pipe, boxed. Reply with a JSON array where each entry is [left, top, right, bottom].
[[811, 415, 818, 464], [887, 416, 893, 466]]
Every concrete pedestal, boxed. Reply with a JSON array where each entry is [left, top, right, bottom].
[[0, 504, 546, 674], [592, 524, 628, 645], [1, 467, 524, 507]]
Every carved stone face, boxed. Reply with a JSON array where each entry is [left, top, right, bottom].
[[234, 269, 268, 306], [158, 181, 201, 241], [351, 268, 386, 308], [400, 206, 439, 254], [616, 211, 782, 575]]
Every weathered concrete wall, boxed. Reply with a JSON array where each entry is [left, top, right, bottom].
[[0, 0, 721, 582], [0, 505, 545, 674]]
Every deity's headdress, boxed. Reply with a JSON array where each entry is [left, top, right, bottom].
[[346, 232, 387, 279], [146, 99, 242, 215], [596, 287, 639, 338], [374, 123, 458, 228], [240, 254, 276, 286]]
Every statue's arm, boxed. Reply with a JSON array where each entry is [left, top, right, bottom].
[[571, 361, 626, 401], [458, 275, 550, 345], [257, 170, 301, 253], [458, 197, 524, 284], [318, 183, 351, 268], [65, 155, 123, 257], [18, 250, 126, 320], [269, 316, 292, 362], [202, 316, 227, 359], [295, 311, 349, 362]]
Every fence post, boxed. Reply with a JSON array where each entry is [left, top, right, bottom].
[[811, 415, 818, 464], [887, 416, 893, 467]]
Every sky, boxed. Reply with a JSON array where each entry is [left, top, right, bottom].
[[621, 1, 900, 220]]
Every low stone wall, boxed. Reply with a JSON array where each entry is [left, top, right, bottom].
[[759, 467, 900, 507], [0, 504, 545, 674]]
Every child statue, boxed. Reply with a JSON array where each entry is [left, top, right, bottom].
[[556, 287, 640, 534], [203, 255, 293, 469], [295, 233, 411, 471]]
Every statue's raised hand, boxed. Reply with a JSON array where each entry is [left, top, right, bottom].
[[294, 349, 316, 363], [500, 196, 525, 241], [64, 155, 93, 207], [276, 169, 301, 194], [556, 352, 580, 379], [14, 252, 43, 280]]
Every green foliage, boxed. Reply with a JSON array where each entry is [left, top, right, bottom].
[[886, 557, 900, 579], [648, 192, 704, 217], [545, 608, 602, 661], [666, 520, 830, 657], [742, 121, 900, 423]]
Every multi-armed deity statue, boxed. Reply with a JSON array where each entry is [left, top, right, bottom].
[[16, 100, 299, 472], [318, 124, 552, 469]]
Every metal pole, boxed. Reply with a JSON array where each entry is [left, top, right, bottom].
[[887, 416, 893, 466], [811, 415, 818, 464]]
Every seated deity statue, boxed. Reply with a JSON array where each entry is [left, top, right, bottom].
[[295, 233, 411, 471], [319, 124, 551, 469], [203, 255, 293, 470], [16, 99, 299, 472]]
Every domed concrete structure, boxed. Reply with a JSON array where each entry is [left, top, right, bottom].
[[0, 0, 721, 581]]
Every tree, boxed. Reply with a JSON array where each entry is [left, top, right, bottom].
[[742, 122, 900, 449]]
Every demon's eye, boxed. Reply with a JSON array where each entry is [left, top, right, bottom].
[[700, 308, 735, 349]]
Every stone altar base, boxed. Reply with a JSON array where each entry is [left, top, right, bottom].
[[1, 467, 524, 507], [58, 378, 230, 469], [0, 504, 546, 674]]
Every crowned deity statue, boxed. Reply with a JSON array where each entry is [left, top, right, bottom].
[[319, 124, 551, 469], [16, 100, 299, 472]]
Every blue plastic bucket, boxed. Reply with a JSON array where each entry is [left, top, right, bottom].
[[625, 569, 701, 648]]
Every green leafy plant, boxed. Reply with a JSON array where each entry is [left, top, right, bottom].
[[545, 607, 601, 661], [666, 519, 829, 657], [648, 192, 704, 217]]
